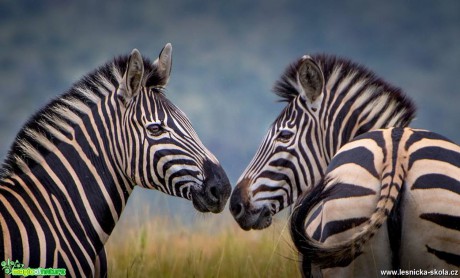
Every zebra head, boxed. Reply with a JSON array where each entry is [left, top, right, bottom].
[[118, 44, 230, 213], [230, 55, 415, 230]]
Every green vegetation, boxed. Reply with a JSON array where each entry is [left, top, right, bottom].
[[105, 212, 300, 278]]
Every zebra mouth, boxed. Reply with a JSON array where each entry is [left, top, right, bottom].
[[190, 186, 226, 214], [233, 205, 273, 231], [253, 207, 273, 229]]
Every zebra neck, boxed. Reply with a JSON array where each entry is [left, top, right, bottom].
[[322, 89, 414, 163], [1, 95, 133, 248]]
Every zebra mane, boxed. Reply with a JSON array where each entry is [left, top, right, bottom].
[[274, 54, 414, 109], [0, 54, 165, 178]]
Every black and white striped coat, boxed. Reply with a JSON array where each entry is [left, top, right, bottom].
[[0, 44, 230, 277], [291, 127, 460, 277]]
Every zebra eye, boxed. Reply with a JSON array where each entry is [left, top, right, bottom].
[[146, 123, 165, 136], [276, 129, 294, 143]]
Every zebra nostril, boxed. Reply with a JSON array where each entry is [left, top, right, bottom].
[[231, 202, 245, 219], [207, 185, 219, 202]]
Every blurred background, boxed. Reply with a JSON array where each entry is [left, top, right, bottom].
[[1, 0, 459, 231]]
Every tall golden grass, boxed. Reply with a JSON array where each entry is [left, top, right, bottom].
[[105, 206, 300, 278]]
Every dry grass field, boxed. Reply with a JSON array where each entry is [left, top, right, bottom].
[[105, 207, 300, 278]]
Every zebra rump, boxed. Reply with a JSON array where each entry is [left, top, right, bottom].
[[291, 127, 460, 276]]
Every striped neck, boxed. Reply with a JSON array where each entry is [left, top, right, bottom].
[[0, 57, 137, 247]]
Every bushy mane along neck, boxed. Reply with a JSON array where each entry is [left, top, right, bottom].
[[0, 55, 159, 179], [317, 55, 415, 158], [275, 54, 416, 161], [0, 58, 117, 178]]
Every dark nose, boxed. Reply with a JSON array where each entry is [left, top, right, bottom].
[[229, 178, 250, 220], [202, 159, 231, 211]]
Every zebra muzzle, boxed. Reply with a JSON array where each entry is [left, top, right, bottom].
[[230, 183, 273, 230], [190, 160, 231, 213]]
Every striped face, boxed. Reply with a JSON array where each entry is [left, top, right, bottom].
[[230, 56, 328, 230], [230, 95, 325, 229], [119, 46, 230, 213], [123, 89, 230, 212]]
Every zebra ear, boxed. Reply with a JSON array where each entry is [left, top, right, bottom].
[[153, 43, 172, 87], [298, 56, 324, 103], [119, 49, 145, 102]]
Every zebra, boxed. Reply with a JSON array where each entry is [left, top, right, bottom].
[[290, 127, 460, 277], [0, 44, 231, 277], [230, 54, 416, 230]]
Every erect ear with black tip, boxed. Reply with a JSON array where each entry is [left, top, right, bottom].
[[119, 49, 144, 103], [153, 43, 172, 88], [298, 56, 324, 103]]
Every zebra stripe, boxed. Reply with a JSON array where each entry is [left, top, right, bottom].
[[291, 128, 460, 276], [230, 54, 415, 230], [0, 44, 230, 277]]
